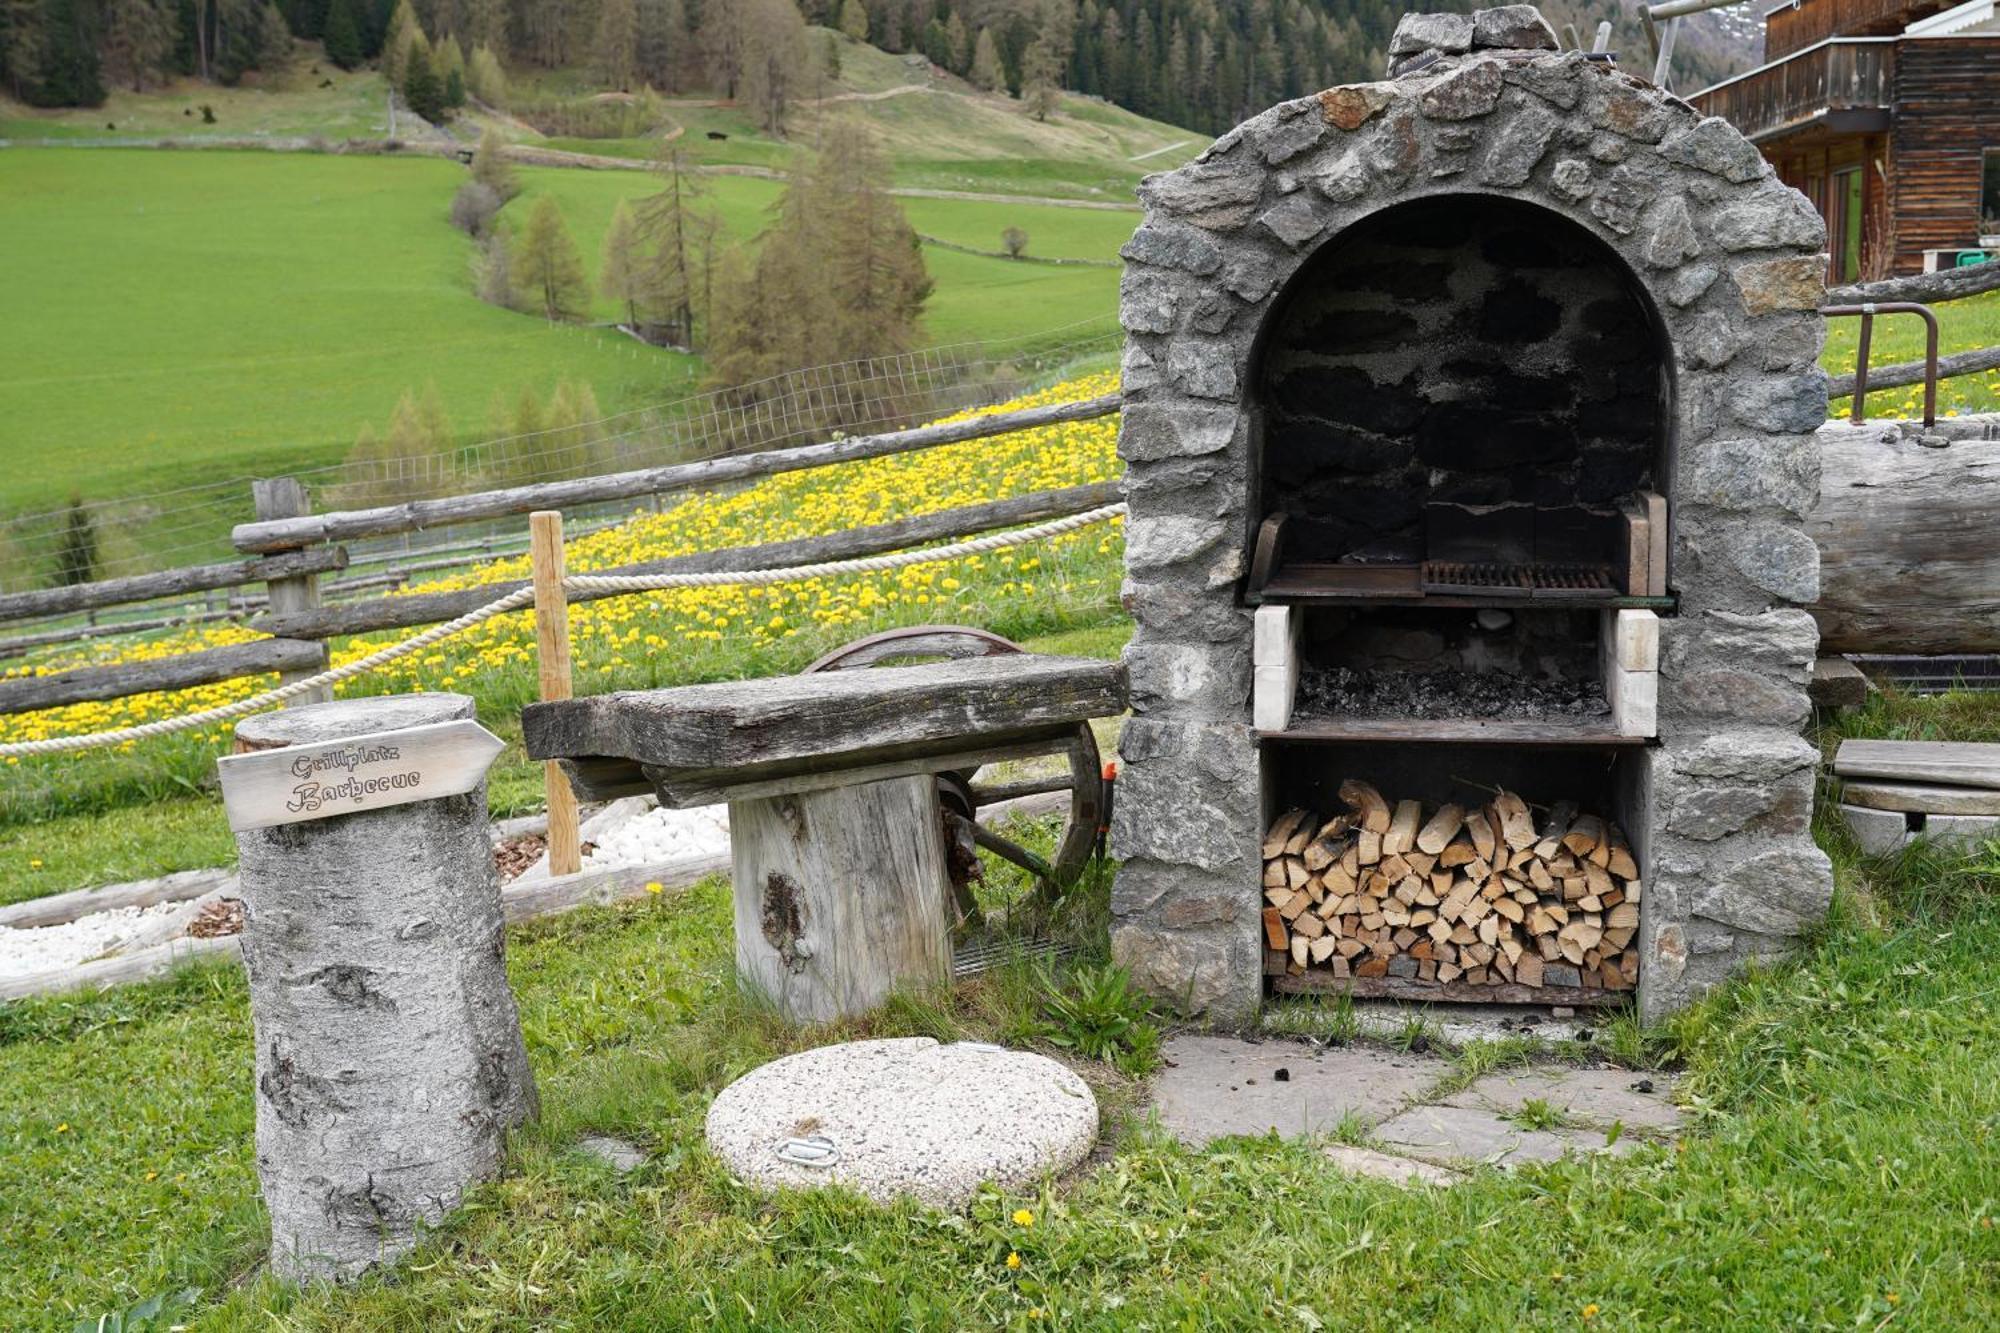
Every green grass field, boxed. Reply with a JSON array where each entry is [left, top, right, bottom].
[[8, 688, 2000, 1327], [0, 146, 1131, 526]]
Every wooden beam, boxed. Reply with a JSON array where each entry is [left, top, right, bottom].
[[1834, 739, 2000, 788], [0, 546, 345, 625], [531, 511, 582, 878], [231, 395, 1123, 553], [1827, 260, 2000, 307], [524, 653, 1126, 775], [251, 481, 1123, 641], [0, 637, 325, 716], [1828, 344, 2000, 399]]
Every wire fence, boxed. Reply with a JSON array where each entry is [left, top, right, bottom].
[[0, 318, 1123, 602]]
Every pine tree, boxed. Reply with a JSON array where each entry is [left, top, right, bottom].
[[465, 40, 505, 101], [52, 495, 98, 587], [593, 0, 637, 89], [28, 0, 105, 106], [322, 0, 362, 67], [599, 198, 645, 331], [512, 195, 591, 322], [967, 26, 1000, 92], [401, 35, 444, 120], [470, 122, 517, 199], [942, 8, 968, 73], [1020, 34, 1060, 119], [103, 0, 178, 91], [379, 0, 418, 83], [633, 146, 712, 348], [836, 0, 865, 42]]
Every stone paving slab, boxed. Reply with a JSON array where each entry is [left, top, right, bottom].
[[1375, 1103, 1639, 1168], [1321, 1144, 1461, 1187], [1151, 1035, 1443, 1146], [1443, 1068, 1681, 1133]]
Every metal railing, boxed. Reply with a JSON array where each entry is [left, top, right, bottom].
[[1823, 302, 1940, 426]]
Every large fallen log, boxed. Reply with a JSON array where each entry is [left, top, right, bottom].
[[1812, 417, 2000, 655]]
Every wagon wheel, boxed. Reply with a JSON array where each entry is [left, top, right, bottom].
[[803, 626, 1107, 913]]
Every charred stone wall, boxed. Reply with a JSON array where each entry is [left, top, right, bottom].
[[1260, 195, 1667, 565]]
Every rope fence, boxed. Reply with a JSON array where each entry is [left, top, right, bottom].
[[0, 504, 1127, 760]]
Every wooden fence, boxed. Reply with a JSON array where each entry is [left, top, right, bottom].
[[0, 394, 1122, 720]]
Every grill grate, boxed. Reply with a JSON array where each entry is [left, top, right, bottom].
[[1421, 561, 1618, 600]]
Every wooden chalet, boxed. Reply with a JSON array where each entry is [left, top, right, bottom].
[[1690, 0, 2000, 278]]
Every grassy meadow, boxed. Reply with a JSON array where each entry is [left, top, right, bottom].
[[0, 145, 1133, 527], [8, 688, 2000, 1327]]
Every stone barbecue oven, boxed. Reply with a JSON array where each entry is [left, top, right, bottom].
[[1109, 7, 1835, 1025]]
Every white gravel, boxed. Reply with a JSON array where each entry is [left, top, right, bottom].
[[0, 897, 203, 983], [582, 800, 731, 869]]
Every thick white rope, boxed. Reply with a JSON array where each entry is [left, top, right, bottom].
[[0, 504, 1126, 759]]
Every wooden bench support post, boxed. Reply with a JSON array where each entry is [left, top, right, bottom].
[[730, 775, 952, 1023], [531, 511, 582, 878]]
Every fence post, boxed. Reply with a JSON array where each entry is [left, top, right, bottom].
[[530, 510, 582, 877], [253, 478, 332, 706]]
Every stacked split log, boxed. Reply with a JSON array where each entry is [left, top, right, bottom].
[[1261, 782, 1639, 999]]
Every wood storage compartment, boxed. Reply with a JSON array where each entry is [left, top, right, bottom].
[[1260, 740, 1649, 1007]]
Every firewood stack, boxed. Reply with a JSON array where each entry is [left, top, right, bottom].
[[1261, 782, 1640, 998]]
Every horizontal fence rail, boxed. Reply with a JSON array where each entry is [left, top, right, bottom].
[[232, 395, 1124, 553], [0, 394, 1126, 725], [0, 548, 346, 625], [253, 480, 1123, 642]]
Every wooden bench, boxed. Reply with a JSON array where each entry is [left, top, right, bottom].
[[523, 651, 1126, 1022]]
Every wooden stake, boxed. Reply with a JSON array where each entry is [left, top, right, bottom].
[[531, 511, 581, 877]]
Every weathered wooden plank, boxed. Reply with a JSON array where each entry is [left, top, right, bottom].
[[1265, 716, 1646, 746], [1812, 423, 2000, 655], [1829, 345, 2000, 400], [1834, 739, 2000, 789], [0, 546, 346, 625], [1810, 657, 1869, 709], [0, 637, 325, 715], [524, 653, 1126, 773], [232, 395, 1123, 553], [251, 481, 1123, 641], [0, 868, 236, 930], [0, 934, 241, 1003], [1840, 779, 2000, 817], [637, 728, 1078, 808]]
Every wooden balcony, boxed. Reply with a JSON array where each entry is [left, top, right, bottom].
[[1766, 0, 1961, 61], [1689, 38, 1896, 144]]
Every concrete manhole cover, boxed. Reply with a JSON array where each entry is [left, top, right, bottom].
[[705, 1037, 1098, 1210]]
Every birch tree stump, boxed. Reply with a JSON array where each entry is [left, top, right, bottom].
[[232, 692, 537, 1284], [730, 775, 952, 1023]]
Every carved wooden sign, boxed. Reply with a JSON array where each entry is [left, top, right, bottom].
[[217, 719, 506, 832]]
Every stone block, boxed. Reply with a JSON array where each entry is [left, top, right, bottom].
[[1662, 763, 1814, 842], [1472, 6, 1559, 51], [1119, 577, 1248, 644], [1257, 195, 1327, 249], [1682, 310, 1745, 369], [1111, 916, 1260, 1021], [1140, 162, 1266, 231], [1667, 727, 1819, 784], [1707, 192, 1826, 253], [1124, 513, 1228, 571], [1721, 518, 1822, 604], [1259, 104, 1329, 164], [1121, 222, 1225, 276], [1728, 372, 1828, 434], [1690, 843, 1833, 936], [1641, 195, 1702, 269], [1168, 340, 1240, 400], [1678, 434, 1820, 517], [1112, 720, 1258, 872], [1659, 117, 1768, 184], [1419, 60, 1504, 121], [1119, 269, 1182, 334], [1733, 255, 1826, 316], [1119, 401, 1240, 464], [1319, 83, 1395, 132], [1479, 103, 1560, 185], [1124, 637, 1251, 711], [1501, 54, 1585, 109], [1662, 262, 1719, 308], [1390, 11, 1474, 56]]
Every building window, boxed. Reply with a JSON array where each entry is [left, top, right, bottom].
[[1833, 167, 1864, 283]]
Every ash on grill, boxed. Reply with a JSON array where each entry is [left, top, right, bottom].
[[1297, 666, 1609, 721]]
